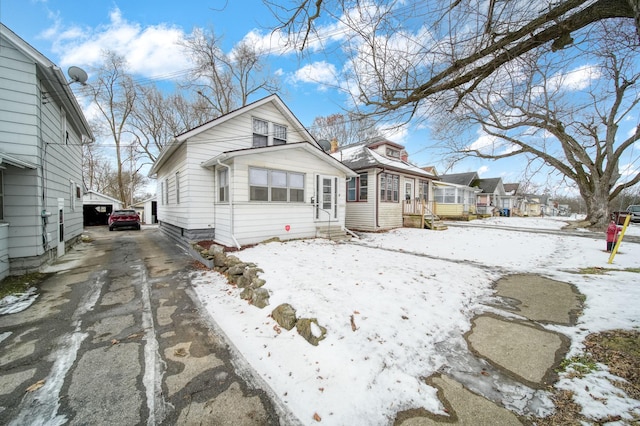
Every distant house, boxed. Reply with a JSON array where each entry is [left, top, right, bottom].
[[148, 94, 356, 248], [439, 172, 517, 217], [435, 172, 481, 219], [0, 24, 93, 279], [130, 196, 157, 225], [82, 190, 123, 226], [330, 138, 439, 231]]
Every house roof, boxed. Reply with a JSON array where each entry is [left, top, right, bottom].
[[150, 94, 316, 176], [439, 172, 479, 186], [471, 177, 502, 194], [331, 142, 437, 179], [503, 183, 520, 195], [0, 151, 37, 169], [202, 142, 357, 177], [83, 190, 123, 205], [1, 24, 93, 143]]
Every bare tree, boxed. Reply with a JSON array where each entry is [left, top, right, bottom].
[[309, 112, 382, 146], [86, 51, 137, 204], [82, 142, 114, 193], [181, 27, 281, 115], [437, 22, 640, 227], [266, 0, 639, 113]]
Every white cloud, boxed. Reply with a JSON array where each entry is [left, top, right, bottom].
[[477, 165, 489, 176], [289, 61, 338, 90], [44, 7, 191, 79]]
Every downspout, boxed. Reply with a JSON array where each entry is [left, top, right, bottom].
[[375, 168, 385, 229], [216, 159, 241, 249]]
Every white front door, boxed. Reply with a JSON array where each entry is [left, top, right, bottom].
[[315, 175, 337, 221], [405, 179, 414, 203], [57, 198, 65, 256]]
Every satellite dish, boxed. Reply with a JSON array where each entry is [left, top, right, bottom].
[[318, 139, 331, 152], [67, 66, 88, 85]]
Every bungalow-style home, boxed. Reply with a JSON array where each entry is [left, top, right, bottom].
[[439, 172, 516, 217], [130, 196, 157, 225], [330, 137, 440, 231], [0, 24, 93, 279], [148, 94, 356, 248], [82, 190, 123, 226], [432, 180, 481, 220]]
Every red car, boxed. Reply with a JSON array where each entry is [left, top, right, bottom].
[[108, 209, 141, 231]]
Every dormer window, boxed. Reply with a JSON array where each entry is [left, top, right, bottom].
[[386, 147, 400, 158], [253, 118, 268, 147]]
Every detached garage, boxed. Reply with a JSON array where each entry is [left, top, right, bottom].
[[83, 190, 123, 226]]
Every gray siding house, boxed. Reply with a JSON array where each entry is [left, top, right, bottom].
[[0, 24, 93, 278], [149, 94, 356, 248]]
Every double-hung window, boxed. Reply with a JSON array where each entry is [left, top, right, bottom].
[[218, 168, 229, 202], [273, 124, 287, 145], [253, 118, 268, 147], [249, 167, 305, 202], [175, 172, 180, 204], [380, 173, 399, 202], [347, 172, 368, 202]]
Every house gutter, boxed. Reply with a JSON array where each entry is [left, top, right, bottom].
[[216, 159, 241, 249], [375, 167, 385, 229]]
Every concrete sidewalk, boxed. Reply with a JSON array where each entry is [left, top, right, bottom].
[[395, 274, 582, 425]]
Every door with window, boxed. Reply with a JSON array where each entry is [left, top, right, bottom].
[[315, 175, 338, 221], [404, 179, 414, 203], [57, 198, 65, 256]]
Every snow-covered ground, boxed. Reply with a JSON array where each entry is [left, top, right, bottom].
[[191, 216, 640, 425]]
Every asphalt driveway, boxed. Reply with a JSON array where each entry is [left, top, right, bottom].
[[0, 226, 282, 425]]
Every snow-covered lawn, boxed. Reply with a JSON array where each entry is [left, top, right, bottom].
[[190, 217, 640, 425]]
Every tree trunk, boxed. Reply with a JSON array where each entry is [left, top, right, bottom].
[[583, 187, 610, 229]]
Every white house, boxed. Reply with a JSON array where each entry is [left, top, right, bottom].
[[148, 94, 356, 248], [330, 138, 439, 231], [0, 24, 93, 278], [130, 196, 157, 225]]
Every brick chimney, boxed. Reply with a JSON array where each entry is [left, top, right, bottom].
[[330, 138, 339, 153]]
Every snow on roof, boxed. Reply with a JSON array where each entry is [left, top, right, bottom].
[[332, 144, 436, 178]]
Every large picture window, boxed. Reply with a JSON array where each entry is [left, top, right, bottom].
[[380, 173, 399, 202], [249, 167, 305, 202], [347, 172, 368, 202]]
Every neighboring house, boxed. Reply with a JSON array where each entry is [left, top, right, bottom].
[[130, 196, 157, 224], [440, 172, 516, 217], [503, 183, 521, 215], [436, 172, 482, 219], [148, 94, 356, 248], [432, 180, 480, 219], [0, 24, 93, 279], [330, 137, 439, 231], [82, 190, 123, 226]]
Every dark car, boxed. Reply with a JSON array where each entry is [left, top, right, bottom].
[[108, 209, 141, 231]]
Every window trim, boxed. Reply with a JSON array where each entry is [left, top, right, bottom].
[[380, 172, 399, 203], [249, 167, 305, 203], [347, 172, 368, 202], [252, 117, 269, 148], [175, 172, 180, 204], [218, 168, 229, 202]]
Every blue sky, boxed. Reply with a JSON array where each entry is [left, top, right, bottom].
[[2, 0, 638, 196]]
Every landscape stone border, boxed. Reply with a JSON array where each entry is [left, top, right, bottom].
[[192, 242, 327, 345]]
